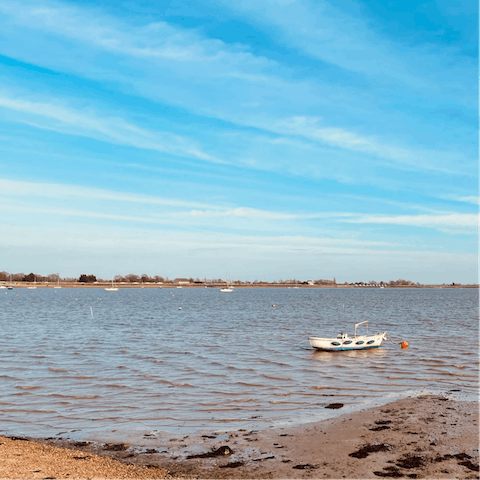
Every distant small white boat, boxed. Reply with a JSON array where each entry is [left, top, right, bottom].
[[177, 286, 183, 289], [0, 285, 7, 289], [309, 321, 387, 351], [220, 275, 234, 292], [27, 286, 37, 289], [105, 280, 118, 291]]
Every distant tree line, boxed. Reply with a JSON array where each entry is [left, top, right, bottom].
[[0, 271, 470, 286], [0, 271, 63, 282], [78, 274, 97, 283]]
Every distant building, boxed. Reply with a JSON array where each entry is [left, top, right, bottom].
[[307, 280, 314, 285], [174, 278, 191, 284]]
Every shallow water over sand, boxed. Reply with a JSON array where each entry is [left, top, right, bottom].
[[0, 287, 478, 441]]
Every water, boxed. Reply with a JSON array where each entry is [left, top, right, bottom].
[[0, 287, 478, 443]]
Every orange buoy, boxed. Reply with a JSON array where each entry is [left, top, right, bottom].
[[401, 341, 409, 348]]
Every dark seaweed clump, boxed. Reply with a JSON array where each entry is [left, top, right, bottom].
[[292, 464, 318, 469], [103, 443, 128, 451], [396, 455, 425, 469], [434, 453, 479, 472], [370, 425, 391, 431], [220, 461, 244, 468], [186, 445, 233, 459], [349, 443, 392, 459]]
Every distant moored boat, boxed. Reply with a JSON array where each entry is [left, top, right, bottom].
[[105, 279, 118, 291]]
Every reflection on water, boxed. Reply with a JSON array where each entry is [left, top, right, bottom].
[[310, 347, 388, 362], [0, 287, 477, 442]]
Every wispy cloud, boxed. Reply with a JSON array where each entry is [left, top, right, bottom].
[[2, 178, 476, 239], [0, 178, 351, 223], [0, 218, 398, 250], [216, 0, 475, 100], [268, 116, 467, 175], [0, 0, 275, 75], [442, 195, 480, 206], [0, 93, 223, 164], [0, 178, 216, 209], [182, 207, 353, 220], [345, 213, 478, 228]]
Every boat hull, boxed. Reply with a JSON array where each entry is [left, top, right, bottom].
[[310, 345, 381, 351]]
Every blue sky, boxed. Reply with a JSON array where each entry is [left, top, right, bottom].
[[0, 0, 477, 283]]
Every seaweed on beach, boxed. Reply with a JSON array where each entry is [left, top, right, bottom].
[[349, 443, 393, 459], [373, 466, 403, 478], [72, 441, 90, 447], [186, 445, 233, 459], [292, 464, 319, 469], [433, 453, 479, 472], [396, 455, 425, 469], [374, 466, 418, 478], [219, 461, 244, 468], [103, 443, 128, 451], [458, 460, 479, 472]]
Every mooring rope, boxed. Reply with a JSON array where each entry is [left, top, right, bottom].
[[385, 332, 402, 345]]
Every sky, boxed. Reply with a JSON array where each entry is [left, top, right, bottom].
[[0, 0, 477, 283]]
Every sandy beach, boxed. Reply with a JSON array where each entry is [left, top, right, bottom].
[[0, 394, 478, 479]]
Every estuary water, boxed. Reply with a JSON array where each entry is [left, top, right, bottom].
[[0, 287, 478, 443]]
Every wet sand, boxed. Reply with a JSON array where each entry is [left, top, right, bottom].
[[0, 395, 478, 479]]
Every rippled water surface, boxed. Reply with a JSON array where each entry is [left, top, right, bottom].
[[1, 287, 478, 441]]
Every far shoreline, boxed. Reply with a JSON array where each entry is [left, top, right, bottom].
[[3, 283, 478, 289]]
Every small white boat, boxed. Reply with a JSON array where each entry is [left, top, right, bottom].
[[220, 275, 234, 292], [105, 280, 118, 291], [27, 286, 37, 289], [309, 321, 387, 351]]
